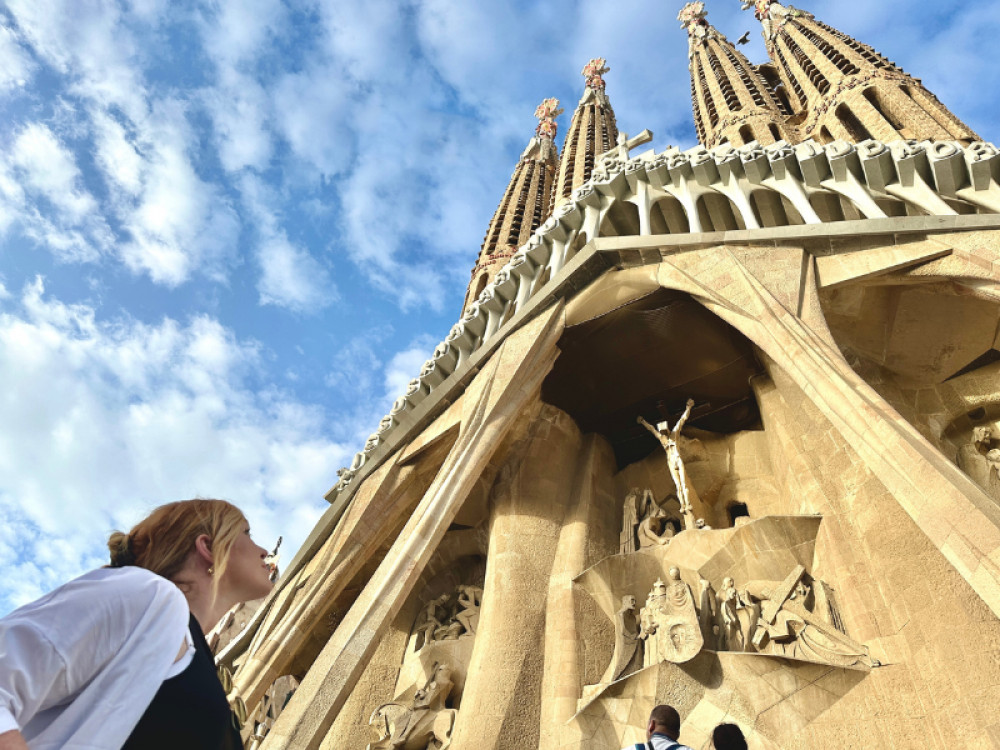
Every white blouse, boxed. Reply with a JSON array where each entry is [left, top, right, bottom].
[[0, 566, 193, 749]]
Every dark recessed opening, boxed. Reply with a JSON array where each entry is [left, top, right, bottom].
[[541, 287, 764, 468], [728, 502, 750, 526]]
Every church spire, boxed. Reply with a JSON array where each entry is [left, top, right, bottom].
[[742, 0, 979, 144], [680, 2, 792, 148], [551, 58, 620, 210], [463, 98, 562, 314]]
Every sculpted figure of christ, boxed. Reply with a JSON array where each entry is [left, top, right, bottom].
[[637, 399, 696, 527]]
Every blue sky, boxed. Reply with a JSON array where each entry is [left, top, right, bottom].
[[1, 0, 998, 614]]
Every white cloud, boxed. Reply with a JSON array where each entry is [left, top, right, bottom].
[[10, 123, 97, 222], [0, 278, 348, 612], [241, 175, 334, 312], [91, 111, 143, 197], [0, 23, 35, 92], [117, 101, 240, 286]]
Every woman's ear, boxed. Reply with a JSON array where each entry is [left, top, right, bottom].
[[194, 533, 214, 566]]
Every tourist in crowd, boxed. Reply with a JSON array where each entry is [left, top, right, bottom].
[[623, 704, 695, 750], [0, 499, 274, 750], [712, 722, 748, 750]]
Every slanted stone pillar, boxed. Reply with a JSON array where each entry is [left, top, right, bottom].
[[538, 434, 618, 750], [449, 406, 582, 749]]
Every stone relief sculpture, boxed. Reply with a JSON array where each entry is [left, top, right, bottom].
[[246, 675, 299, 750], [368, 663, 457, 750], [957, 424, 1000, 501], [637, 399, 697, 529], [697, 577, 717, 643], [609, 595, 644, 681], [415, 595, 449, 652], [414, 586, 483, 652], [620, 488, 650, 554], [637, 502, 676, 549], [454, 585, 483, 635], [638, 568, 703, 665], [717, 577, 744, 652], [622, 488, 682, 552], [741, 566, 877, 668]]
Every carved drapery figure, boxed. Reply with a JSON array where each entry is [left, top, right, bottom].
[[637, 399, 697, 529], [638, 569, 703, 666], [717, 577, 743, 651], [609, 595, 643, 681], [368, 663, 457, 750], [698, 578, 716, 643], [637, 504, 674, 549], [620, 488, 650, 554]]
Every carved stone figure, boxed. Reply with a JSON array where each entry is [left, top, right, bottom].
[[415, 594, 450, 651], [717, 577, 743, 651], [620, 488, 649, 554], [368, 663, 457, 750], [745, 567, 877, 669], [639, 569, 703, 666], [698, 578, 717, 643], [454, 585, 483, 635], [638, 588, 661, 667], [637, 504, 674, 549], [609, 595, 643, 681], [637, 399, 697, 529]]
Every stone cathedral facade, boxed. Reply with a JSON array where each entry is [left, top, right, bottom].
[[219, 2, 1000, 747]]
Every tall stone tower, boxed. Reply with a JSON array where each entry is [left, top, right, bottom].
[[679, 2, 792, 148], [743, 0, 979, 144], [552, 58, 619, 210], [223, 5, 1000, 750], [462, 99, 562, 314]]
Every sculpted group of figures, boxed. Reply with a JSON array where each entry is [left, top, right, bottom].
[[369, 663, 457, 750], [413, 584, 483, 652], [609, 564, 876, 682]]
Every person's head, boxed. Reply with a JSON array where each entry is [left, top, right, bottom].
[[647, 704, 682, 741], [623, 594, 636, 611], [712, 722, 747, 750], [107, 498, 272, 606]]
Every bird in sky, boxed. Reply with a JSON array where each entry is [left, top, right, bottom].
[[737, 31, 751, 45]]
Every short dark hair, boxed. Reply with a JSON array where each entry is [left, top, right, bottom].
[[649, 705, 681, 738], [712, 723, 747, 750]]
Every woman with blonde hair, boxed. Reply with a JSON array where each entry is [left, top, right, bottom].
[[0, 499, 274, 750]]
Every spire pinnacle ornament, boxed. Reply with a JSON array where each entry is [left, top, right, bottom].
[[581, 58, 610, 91], [534, 97, 564, 140], [678, 1, 708, 31]]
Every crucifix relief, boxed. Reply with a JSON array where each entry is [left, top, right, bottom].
[[637, 399, 698, 530]]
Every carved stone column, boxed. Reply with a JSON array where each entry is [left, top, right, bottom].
[[448, 406, 582, 749]]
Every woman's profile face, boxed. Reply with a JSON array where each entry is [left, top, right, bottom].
[[221, 523, 275, 603]]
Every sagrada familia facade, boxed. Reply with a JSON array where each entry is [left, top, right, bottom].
[[215, 1, 1000, 747]]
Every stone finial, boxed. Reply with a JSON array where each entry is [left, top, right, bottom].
[[678, 1, 708, 31], [534, 97, 564, 140], [582, 57, 610, 90], [740, 0, 773, 20]]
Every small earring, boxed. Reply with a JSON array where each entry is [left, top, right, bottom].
[[208, 566, 215, 576]]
